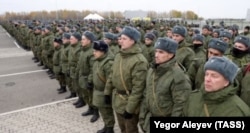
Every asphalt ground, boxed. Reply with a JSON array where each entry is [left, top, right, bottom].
[[0, 25, 143, 133]]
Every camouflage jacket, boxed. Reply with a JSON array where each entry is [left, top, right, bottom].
[[104, 44, 148, 114]]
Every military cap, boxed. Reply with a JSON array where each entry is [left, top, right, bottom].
[[202, 25, 210, 30], [234, 35, 250, 48], [63, 33, 71, 39], [82, 31, 96, 42], [45, 26, 52, 31], [54, 37, 63, 44], [71, 32, 82, 41], [154, 37, 178, 54], [120, 26, 141, 42], [194, 29, 200, 34], [208, 38, 228, 54], [220, 31, 232, 39], [213, 29, 220, 35], [104, 32, 114, 40], [204, 56, 239, 83], [172, 25, 187, 37], [192, 34, 204, 43], [144, 32, 156, 40], [93, 40, 109, 53]]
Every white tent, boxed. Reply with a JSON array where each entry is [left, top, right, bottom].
[[84, 13, 104, 20]]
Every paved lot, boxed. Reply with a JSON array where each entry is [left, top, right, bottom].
[[0, 25, 68, 114], [0, 25, 142, 133]]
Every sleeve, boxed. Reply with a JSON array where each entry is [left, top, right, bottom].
[[87, 54, 95, 83], [104, 64, 114, 96], [126, 61, 148, 114], [48, 36, 55, 56], [187, 60, 196, 89], [171, 70, 191, 116]]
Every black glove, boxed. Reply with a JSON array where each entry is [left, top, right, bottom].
[[104, 95, 111, 105], [86, 82, 93, 90], [123, 111, 133, 119], [58, 72, 64, 76]]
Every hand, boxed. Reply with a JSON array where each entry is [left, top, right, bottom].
[[58, 72, 64, 76], [104, 95, 111, 105], [87, 82, 93, 90], [123, 111, 133, 119]]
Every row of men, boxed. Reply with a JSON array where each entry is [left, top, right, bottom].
[[3, 22, 250, 133]]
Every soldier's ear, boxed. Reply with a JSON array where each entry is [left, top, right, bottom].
[[223, 80, 229, 87]]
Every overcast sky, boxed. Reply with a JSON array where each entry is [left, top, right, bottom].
[[0, 0, 250, 19]]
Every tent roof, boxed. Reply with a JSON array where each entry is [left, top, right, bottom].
[[84, 13, 104, 20]]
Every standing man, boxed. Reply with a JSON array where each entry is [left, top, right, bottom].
[[60, 33, 73, 94], [172, 25, 195, 70], [139, 37, 191, 132], [67, 32, 84, 108], [52, 38, 66, 93], [78, 31, 99, 122], [141, 32, 156, 65], [92, 40, 115, 133], [104, 26, 148, 133]]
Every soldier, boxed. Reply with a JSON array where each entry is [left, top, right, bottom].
[[190, 34, 206, 58], [165, 27, 173, 38], [183, 56, 250, 116], [141, 32, 156, 65], [139, 37, 191, 132], [212, 29, 220, 38], [52, 37, 66, 93], [37, 28, 46, 67], [202, 25, 212, 49], [32, 26, 42, 63], [41, 26, 55, 78], [172, 25, 195, 71], [104, 26, 148, 133], [185, 28, 194, 44], [240, 26, 250, 37], [95, 25, 103, 40], [103, 32, 119, 55], [59, 33, 73, 94], [92, 40, 115, 133], [77, 31, 99, 122], [67, 33, 83, 104], [220, 31, 233, 55], [226, 35, 250, 98], [240, 64, 250, 107], [187, 38, 228, 90]]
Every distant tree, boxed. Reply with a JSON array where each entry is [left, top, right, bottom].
[[169, 10, 182, 18], [147, 11, 157, 19]]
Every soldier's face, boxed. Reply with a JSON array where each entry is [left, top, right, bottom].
[[53, 42, 60, 48], [172, 34, 184, 43], [204, 70, 229, 92], [222, 37, 230, 43], [62, 38, 70, 44], [81, 36, 91, 47], [234, 42, 248, 51], [202, 28, 209, 35], [207, 48, 223, 58], [166, 30, 172, 38], [93, 50, 104, 59], [144, 38, 153, 45], [120, 35, 134, 50], [212, 32, 219, 38], [104, 38, 111, 45], [155, 49, 173, 64], [70, 36, 78, 45]]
